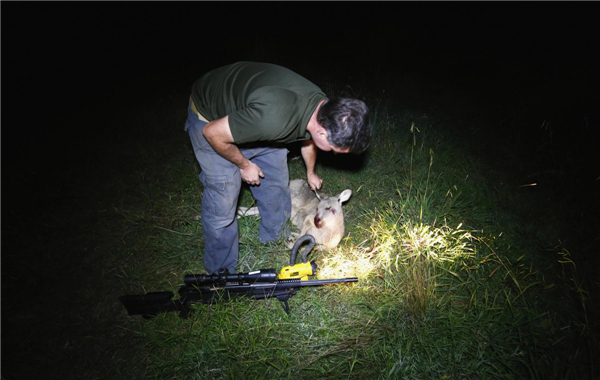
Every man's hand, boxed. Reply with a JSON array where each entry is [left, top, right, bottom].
[[307, 172, 322, 191], [240, 161, 265, 186]]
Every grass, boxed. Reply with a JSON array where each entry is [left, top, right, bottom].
[[3, 81, 597, 379], [114, 95, 594, 378]]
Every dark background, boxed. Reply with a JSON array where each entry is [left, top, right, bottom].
[[2, 2, 599, 378], [3, 2, 598, 175]]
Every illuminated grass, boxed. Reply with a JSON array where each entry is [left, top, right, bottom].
[[113, 107, 589, 379]]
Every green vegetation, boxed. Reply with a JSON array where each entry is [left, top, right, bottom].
[[4, 83, 597, 379]]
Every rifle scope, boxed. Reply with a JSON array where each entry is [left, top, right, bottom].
[[184, 269, 277, 286]]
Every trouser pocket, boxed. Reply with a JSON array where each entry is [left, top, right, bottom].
[[199, 173, 228, 215]]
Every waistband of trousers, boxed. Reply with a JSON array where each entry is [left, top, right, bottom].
[[190, 96, 209, 123]]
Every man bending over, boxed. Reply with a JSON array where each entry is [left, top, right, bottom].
[[184, 62, 371, 274]]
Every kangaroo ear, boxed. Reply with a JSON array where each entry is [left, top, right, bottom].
[[337, 189, 352, 203]]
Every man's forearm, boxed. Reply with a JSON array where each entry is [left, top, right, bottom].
[[202, 116, 250, 169], [301, 140, 317, 175], [202, 116, 263, 185], [208, 138, 250, 169], [301, 140, 322, 190]]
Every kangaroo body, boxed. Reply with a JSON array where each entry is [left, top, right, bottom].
[[289, 179, 351, 248], [238, 179, 352, 248]]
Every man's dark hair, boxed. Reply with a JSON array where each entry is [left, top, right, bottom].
[[317, 98, 371, 154]]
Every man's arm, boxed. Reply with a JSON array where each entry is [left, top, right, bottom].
[[202, 116, 264, 186], [301, 140, 322, 190]]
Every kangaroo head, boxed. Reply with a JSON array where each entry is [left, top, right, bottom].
[[313, 189, 352, 228]]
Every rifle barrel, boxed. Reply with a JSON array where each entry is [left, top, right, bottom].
[[278, 278, 359, 286]]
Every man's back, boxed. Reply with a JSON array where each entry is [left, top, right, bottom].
[[192, 62, 326, 144]]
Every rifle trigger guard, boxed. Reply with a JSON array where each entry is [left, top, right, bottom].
[[290, 234, 316, 266]]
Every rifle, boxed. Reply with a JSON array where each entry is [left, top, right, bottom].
[[119, 235, 358, 318]]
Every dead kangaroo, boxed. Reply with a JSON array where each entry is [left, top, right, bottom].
[[289, 179, 352, 249], [238, 179, 352, 249]]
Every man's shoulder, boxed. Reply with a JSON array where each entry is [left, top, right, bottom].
[[233, 87, 300, 129]]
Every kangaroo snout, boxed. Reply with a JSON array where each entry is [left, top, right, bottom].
[[314, 214, 324, 228]]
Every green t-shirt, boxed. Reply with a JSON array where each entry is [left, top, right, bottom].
[[191, 62, 326, 144]]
